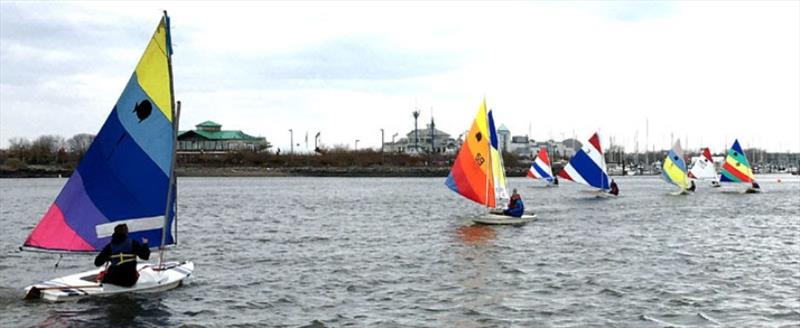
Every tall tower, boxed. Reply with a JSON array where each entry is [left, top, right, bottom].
[[430, 114, 436, 153], [413, 109, 420, 151]]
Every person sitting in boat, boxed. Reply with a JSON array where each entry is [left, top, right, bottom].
[[553, 176, 559, 185], [94, 224, 150, 287], [688, 180, 696, 192], [609, 179, 619, 196], [503, 188, 524, 217]]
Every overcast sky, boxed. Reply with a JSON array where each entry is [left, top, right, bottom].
[[1, 1, 798, 152]]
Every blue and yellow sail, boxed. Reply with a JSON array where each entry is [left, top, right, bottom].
[[487, 110, 509, 201], [662, 140, 689, 190], [23, 13, 177, 252]]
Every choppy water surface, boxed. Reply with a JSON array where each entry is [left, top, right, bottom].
[[1, 176, 798, 327]]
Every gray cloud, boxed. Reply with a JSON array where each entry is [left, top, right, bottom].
[[258, 37, 462, 80], [0, 2, 149, 85], [168, 36, 466, 98]]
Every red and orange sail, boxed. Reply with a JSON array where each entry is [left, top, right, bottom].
[[445, 99, 495, 208]]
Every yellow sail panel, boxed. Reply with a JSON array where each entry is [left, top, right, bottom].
[[661, 141, 689, 190], [134, 19, 172, 121], [662, 157, 689, 189], [487, 109, 508, 201], [724, 156, 754, 180], [490, 145, 507, 199], [445, 99, 495, 207]]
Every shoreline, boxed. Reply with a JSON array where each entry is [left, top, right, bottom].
[[0, 166, 530, 178], [3, 165, 796, 179]]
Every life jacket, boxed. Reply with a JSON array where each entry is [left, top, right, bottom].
[[109, 237, 136, 266], [507, 198, 524, 217], [610, 183, 619, 195]]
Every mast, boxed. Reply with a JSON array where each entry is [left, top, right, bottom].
[[645, 118, 649, 173], [484, 105, 491, 209], [159, 11, 177, 265]]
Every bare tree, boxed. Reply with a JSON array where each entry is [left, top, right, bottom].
[[30, 135, 64, 164], [8, 137, 31, 161], [67, 133, 95, 158]]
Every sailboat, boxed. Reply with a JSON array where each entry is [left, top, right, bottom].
[[688, 147, 720, 187], [22, 12, 193, 301], [719, 139, 759, 193], [527, 147, 557, 187], [661, 140, 691, 195], [557, 132, 616, 197], [445, 99, 536, 225]]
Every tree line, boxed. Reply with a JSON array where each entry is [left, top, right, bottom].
[[2, 134, 530, 172], [1, 134, 95, 170], [4, 133, 793, 174]]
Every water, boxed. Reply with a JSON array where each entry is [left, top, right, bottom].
[[1, 176, 798, 327]]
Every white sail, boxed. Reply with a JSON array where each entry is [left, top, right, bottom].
[[688, 148, 718, 181]]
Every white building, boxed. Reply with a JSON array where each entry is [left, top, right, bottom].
[[385, 122, 457, 155], [505, 133, 581, 159], [497, 124, 511, 153]]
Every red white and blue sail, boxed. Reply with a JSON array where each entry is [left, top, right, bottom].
[[23, 14, 177, 253], [719, 139, 754, 183], [528, 147, 554, 184], [557, 132, 610, 190]]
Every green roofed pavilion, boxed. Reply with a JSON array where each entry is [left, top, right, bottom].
[[178, 121, 269, 152]]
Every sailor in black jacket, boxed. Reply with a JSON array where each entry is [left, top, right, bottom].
[[94, 224, 150, 287]]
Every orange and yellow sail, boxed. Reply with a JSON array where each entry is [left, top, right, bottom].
[[445, 99, 495, 208]]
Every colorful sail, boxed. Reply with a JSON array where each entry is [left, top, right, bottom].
[[719, 139, 754, 183], [557, 132, 610, 190], [661, 140, 689, 190], [528, 147, 554, 184], [445, 99, 495, 208], [487, 110, 509, 201], [688, 147, 717, 180], [23, 14, 177, 252]]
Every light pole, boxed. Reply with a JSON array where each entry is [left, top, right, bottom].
[[288, 129, 293, 155], [355, 139, 360, 151], [380, 129, 385, 153]]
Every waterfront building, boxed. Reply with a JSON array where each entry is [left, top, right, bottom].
[[507, 135, 581, 159], [385, 122, 458, 155], [497, 124, 511, 153], [177, 121, 268, 152]]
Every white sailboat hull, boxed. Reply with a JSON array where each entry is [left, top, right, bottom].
[[583, 189, 617, 198], [25, 261, 194, 302], [473, 213, 537, 225], [669, 188, 692, 196]]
